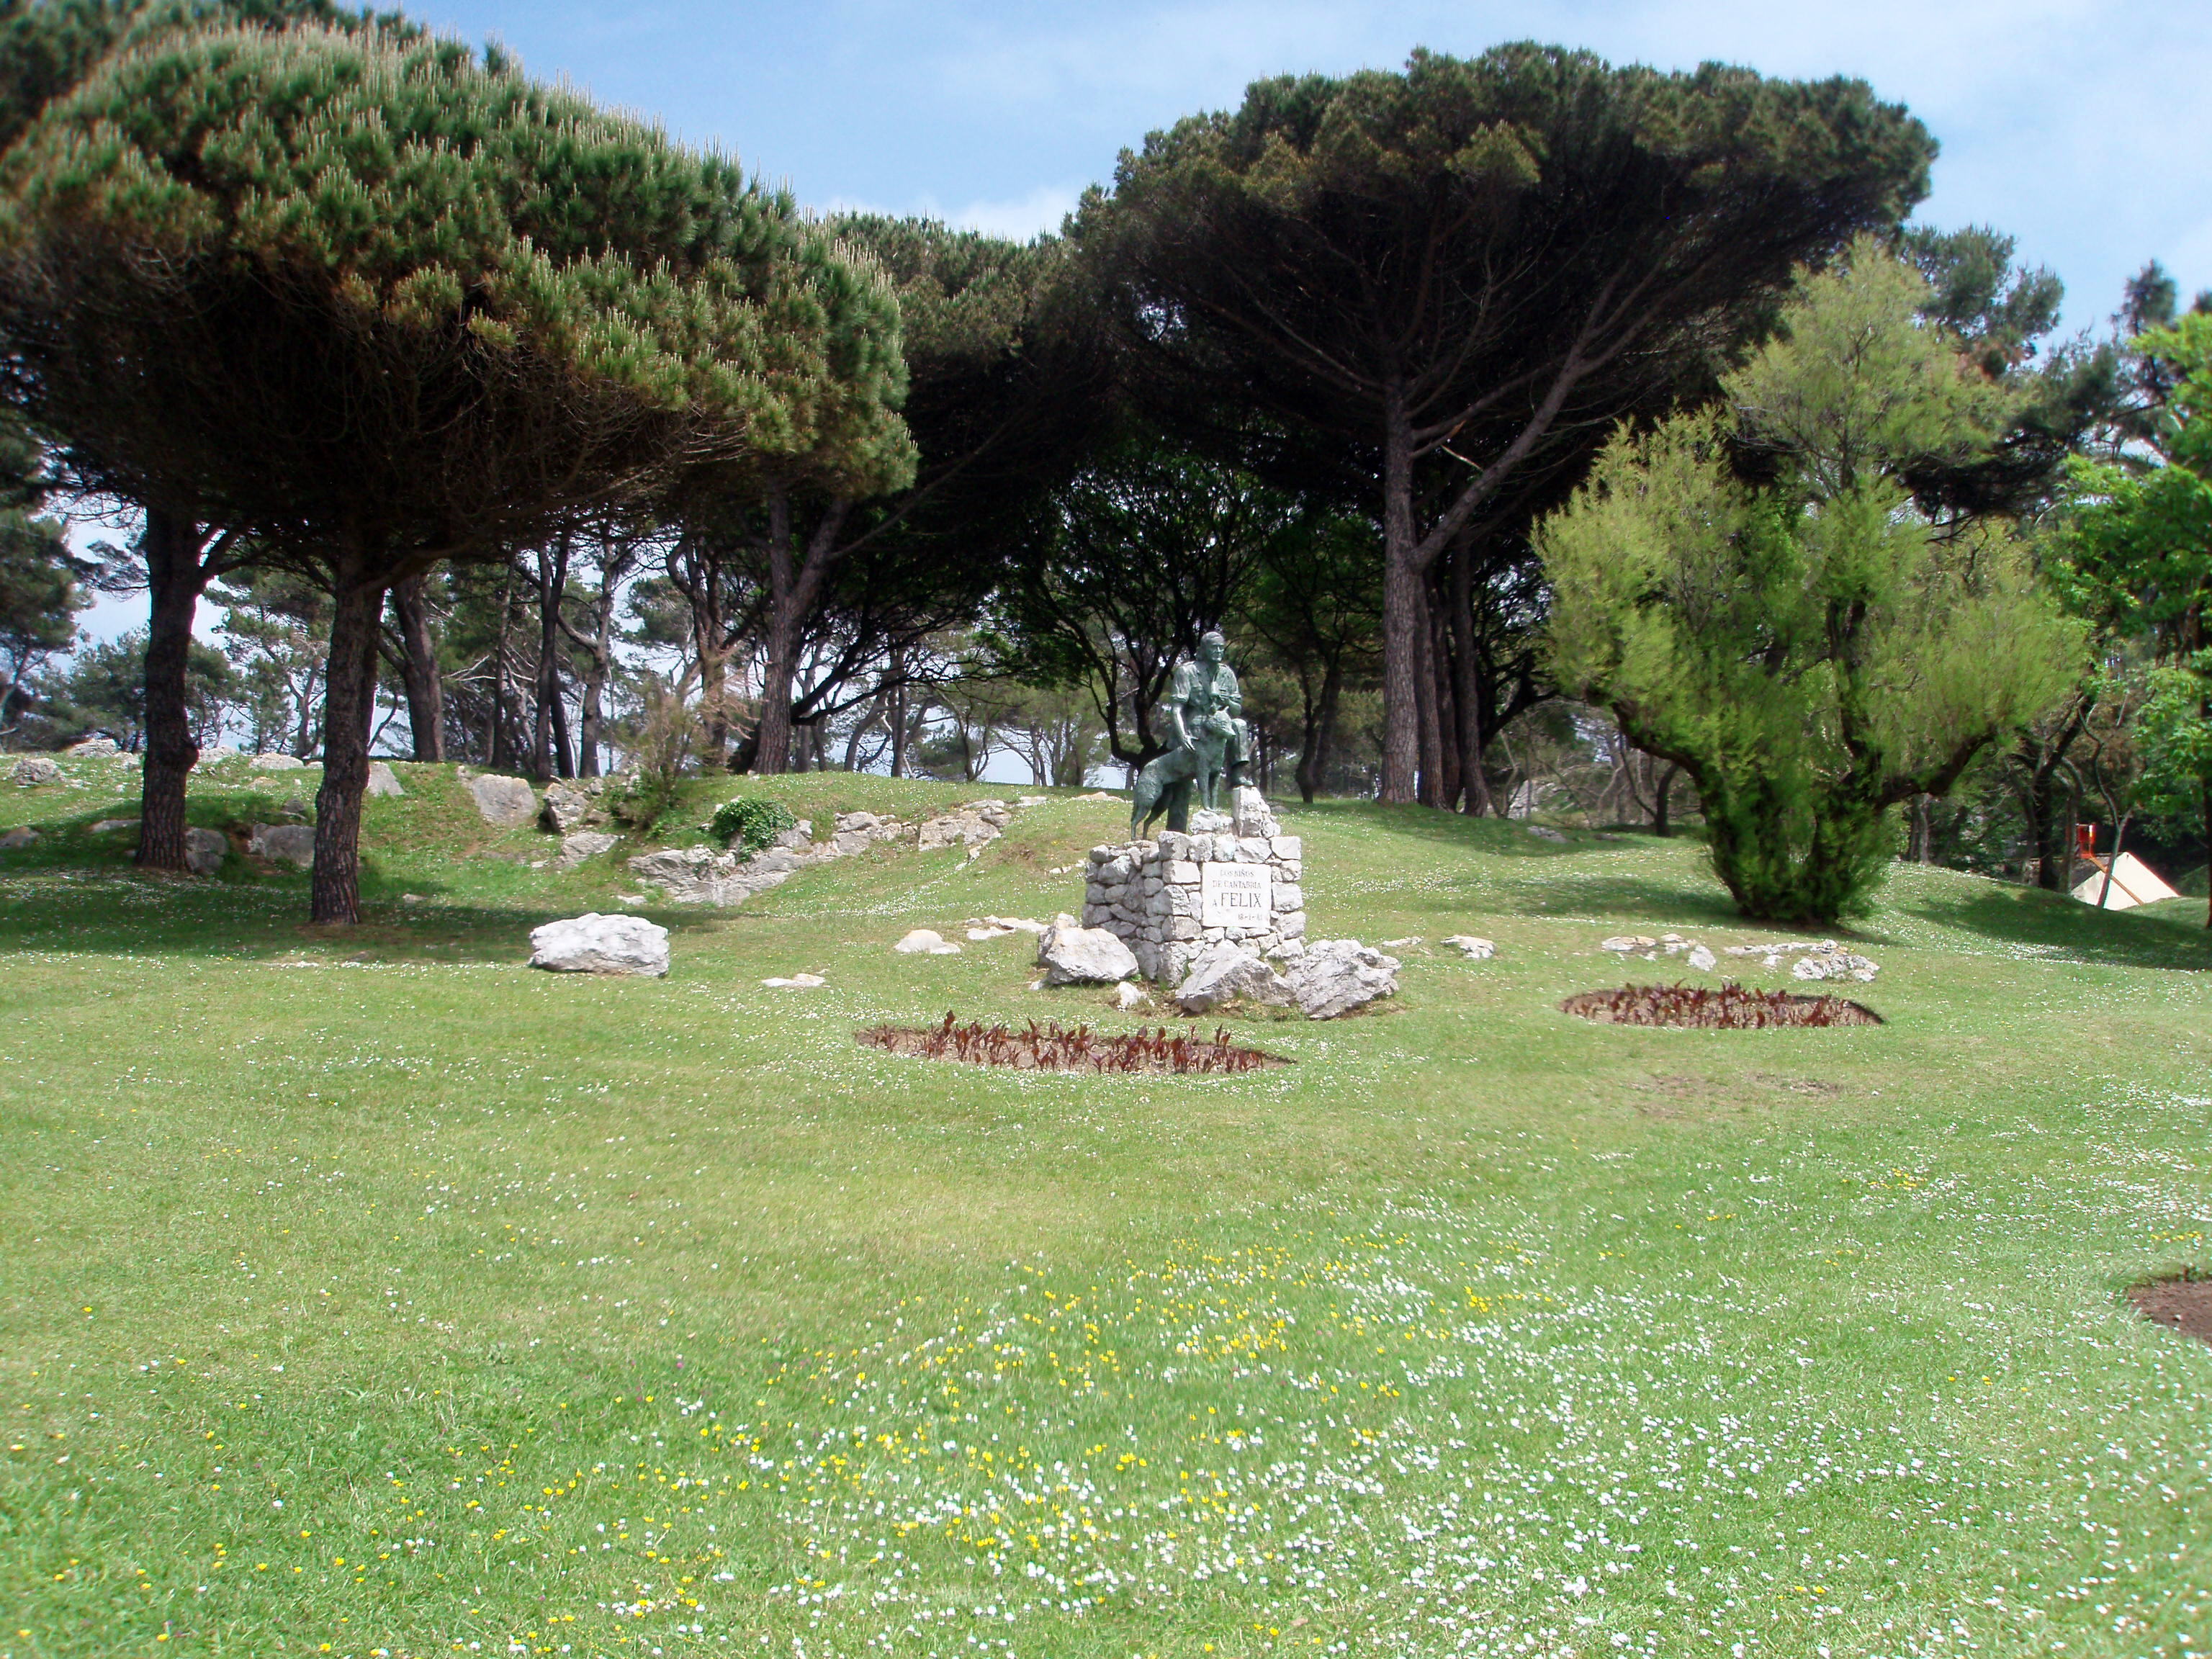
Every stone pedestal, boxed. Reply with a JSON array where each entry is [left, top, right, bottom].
[[1081, 788, 1305, 984]]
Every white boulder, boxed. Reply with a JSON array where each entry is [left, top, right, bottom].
[[1282, 939, 1400, 1020], [10, 756, 60, 786], [365, 761, 406, 799], [1035, 920, 1139, 985], [761, 972, 827, 989], [1686, 943, 1718, 972], [894, 928, 961, 956], [1442, 935, 1496, 961], [1174, 943, 1291, 1014], [528, 912, 669, 976], [67, 737, 121, 757], [468, 773, 539, 827], [251, 752, 305, 770]]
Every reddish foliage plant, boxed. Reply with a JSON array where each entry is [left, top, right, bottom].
[[1560, 982, 1881, 1028], [858, 1013, 1287, 1074]]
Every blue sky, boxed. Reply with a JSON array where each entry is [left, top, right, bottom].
[[415, 0, 2211, 335]]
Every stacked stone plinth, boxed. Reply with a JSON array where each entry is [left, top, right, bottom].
[[1081, 793, 1305, 984]]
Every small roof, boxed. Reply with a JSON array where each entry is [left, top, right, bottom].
[[2072, 851, 2182, 910]]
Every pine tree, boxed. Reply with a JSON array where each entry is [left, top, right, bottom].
[[0, 22, 912, 919]]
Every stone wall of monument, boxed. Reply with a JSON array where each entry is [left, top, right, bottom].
[[1080, 788, 1306, 984]]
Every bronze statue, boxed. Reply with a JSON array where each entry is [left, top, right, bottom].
[[1131, 631, 1250, 836]]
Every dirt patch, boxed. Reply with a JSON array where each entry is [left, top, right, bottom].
[[1563, 982, 1881, 1029], [1755, 1073, 1846, 1096], [2129, 1273, 2212, 1348], [858, 1014, 1287, 1075]]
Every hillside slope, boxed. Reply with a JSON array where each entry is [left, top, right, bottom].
[[1, 760, 2208, 1658]]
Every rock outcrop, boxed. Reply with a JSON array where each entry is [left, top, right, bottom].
[[467, 773, 539, 827], [625, 810, 908, 907], [248, 823, 316, 867], [557, 830, 620, 870], [365, 761, 406, 799], [184, 826, 228, 876], [10, 757, 60, 786]]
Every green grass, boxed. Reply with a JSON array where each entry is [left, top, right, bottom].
[[2, 760, 2210, 1658]]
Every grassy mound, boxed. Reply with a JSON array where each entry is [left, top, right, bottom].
[[2, 765, 2209, 1656]]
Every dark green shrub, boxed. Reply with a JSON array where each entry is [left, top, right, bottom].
[[711, 798, 796, 854]]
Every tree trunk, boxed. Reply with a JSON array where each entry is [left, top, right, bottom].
[[1446, 547, 1491, 818], [888, 660, 909, 779], [311, 552, 387, 925], [1653, 763, 1676, 837], [390, 574, 444, 762], [1377, 385, 1421, 803], [135, 505, 204, 873], [530, 538, 569, 782], [574, 583, 614, 779]]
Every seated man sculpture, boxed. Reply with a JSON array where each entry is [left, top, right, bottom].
[[1130, 630, 1251, 837]]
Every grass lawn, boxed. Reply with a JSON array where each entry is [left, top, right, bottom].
[[2, 757, 2209, 1658]]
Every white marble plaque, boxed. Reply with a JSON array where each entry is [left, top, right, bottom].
[[1200, 861, 1270, 929]]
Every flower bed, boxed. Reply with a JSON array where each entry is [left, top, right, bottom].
[[1561, 981, 1881, 1028], [858, 1013, 1285, 1074]]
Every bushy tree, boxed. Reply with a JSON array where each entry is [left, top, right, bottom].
[[2064, 312, 2212, 923], [1544, 245, 2082, 922]]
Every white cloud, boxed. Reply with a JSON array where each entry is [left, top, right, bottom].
[[950, 184, 1084, 240]]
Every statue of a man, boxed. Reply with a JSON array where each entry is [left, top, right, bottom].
[[1131, 629, 1251, 834], [1164, 629, 1249, 791]]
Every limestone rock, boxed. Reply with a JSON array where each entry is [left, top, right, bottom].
[[1283, 939, 1400, 1020], [1443, 935, 1496, 961], [1187, 807, 1233, 834], [251, 752, 305, 770], [528, 912, 669, 977], [184, 826, 227, 876], [894, 928, 961, 956], [468, 773, 539, 827], [1790, 948, 1879, 984], [1231, 786, 1279, 838], [1601, 935, 1657, 953], [1035, 920, 1138, 985], [762, 972, 827, 989], [540, 779, 601, 832], [1110, 980, 1151, 1010], [1174, 943, 1291, 1014], [557, 830, 620, 870], [1527, 824, 1568, 842], [248, 823, 316, 867], [1686, 943, 1717, 972], [9, 756, 60, 786], [917, 807, 1004, 850], [67, 737, 121, 757], [89, 817, 138, 835], [0, 825, 39, 849], [365, 761, 406, 799]]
